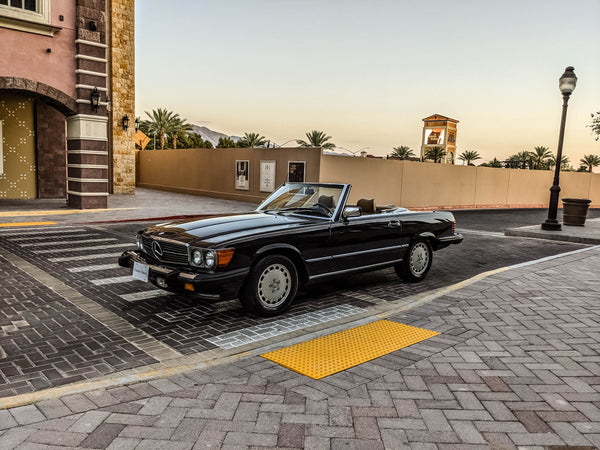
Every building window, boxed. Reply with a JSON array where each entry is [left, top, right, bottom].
[[0, 0, 38, 12], [0, 0, 58, 36]]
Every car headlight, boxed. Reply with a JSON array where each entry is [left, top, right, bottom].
[[204, 250, 216, 268], [192, 249, 203, 266], [136, 235, 144, 250]]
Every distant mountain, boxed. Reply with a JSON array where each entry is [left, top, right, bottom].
[[190, 125, 241, 147]]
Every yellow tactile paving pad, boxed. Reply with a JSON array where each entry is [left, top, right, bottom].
[[261, 320, 439, 379]]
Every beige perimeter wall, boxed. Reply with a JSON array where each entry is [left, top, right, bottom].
[[319, 155, 599, 209], [136, 147, 322, 203], [136, 150, 599, 208]]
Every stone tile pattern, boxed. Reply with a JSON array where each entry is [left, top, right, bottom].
[[0, 248, 598, 448], [0, 255, 156, 397]]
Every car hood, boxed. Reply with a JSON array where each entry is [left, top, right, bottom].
[[143, 212, 323, 246]]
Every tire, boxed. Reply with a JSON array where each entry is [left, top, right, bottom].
[[395, 239, 433, 282], [239, 255, 298, 316]]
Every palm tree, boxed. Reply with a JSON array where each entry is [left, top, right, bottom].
[[579, 154, 600, 172], [480, 157, 503, 168], [169, 117, 193, 149], [530, 146, 552, 170], [389, 146, 414, 160], [424, 146, 446, 163], [142, 108, 186, 150], [239, 132, 267, 148], [296, 130, 335, 149], [458, 150, 482, 166], [589, 112, 600, 141], [548, 154, 571, 171]]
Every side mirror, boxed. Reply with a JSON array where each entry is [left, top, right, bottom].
[[342, 206, 361, 219]]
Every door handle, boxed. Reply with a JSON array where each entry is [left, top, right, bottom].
[[388, 220, 401, 228]]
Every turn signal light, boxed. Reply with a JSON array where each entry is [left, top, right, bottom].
[[184, 283, 194, 291], [216, 248, 235, 267]]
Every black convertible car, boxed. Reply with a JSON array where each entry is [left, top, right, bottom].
[[119, 183, 463, 316]]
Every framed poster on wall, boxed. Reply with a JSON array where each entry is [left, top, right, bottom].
[[287, 161, 305, 182], [235, 160, 249, 190], [260, 160, 276, 192]]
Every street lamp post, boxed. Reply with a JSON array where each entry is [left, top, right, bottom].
[[541, 66, 577, 231]]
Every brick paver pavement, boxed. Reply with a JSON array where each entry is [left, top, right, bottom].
[[0, 246, 598, 449]]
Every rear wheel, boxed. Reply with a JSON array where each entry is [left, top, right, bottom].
[[395, 239, 432, 282], [239, 255, 298, 316]]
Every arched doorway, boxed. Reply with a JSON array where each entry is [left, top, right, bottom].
[[0, 78, 76, 199]]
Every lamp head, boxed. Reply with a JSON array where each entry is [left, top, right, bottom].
[[559, 66, 577, 95], [90, 87, 101, 111]]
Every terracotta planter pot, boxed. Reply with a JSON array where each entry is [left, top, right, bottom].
[[562, 198, 591, 226]]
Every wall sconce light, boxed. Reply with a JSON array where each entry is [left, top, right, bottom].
[[122, 114, 130, 131], [135, 117, 140, 131], [90, 87, 100, 111]]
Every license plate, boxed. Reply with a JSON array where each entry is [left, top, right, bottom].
[[132, 261, 150, 283]]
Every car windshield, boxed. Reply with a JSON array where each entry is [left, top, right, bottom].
[[257, 183, 344, 218]]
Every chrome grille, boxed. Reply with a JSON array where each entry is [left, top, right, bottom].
[[142, 236, 188, 265]]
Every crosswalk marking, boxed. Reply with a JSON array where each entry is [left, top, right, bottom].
[[21, 238, 117, 247], [120, 290, 174, 302], [205, 304, 368, 350], [48, 252, 123, 262], [91, 275, 138, 286], [0, 227, 87, 236], [6, 232, 96, 242], [67, 263, 119, 273], [34, 243, 132, 254]]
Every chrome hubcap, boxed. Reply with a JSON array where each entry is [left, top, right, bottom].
[[258, 263, 291, 308], [409, 242, 429, 276]]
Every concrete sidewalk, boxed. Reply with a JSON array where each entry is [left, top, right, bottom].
[[0, 245, 598, 448], [0, 188, 256, 225], [506, 218, 600, 244]]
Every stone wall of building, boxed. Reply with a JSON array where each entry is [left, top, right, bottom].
[[110, 0, 135, 194]]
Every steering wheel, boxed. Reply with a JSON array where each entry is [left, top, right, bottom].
[[313, 202, 332, 216]]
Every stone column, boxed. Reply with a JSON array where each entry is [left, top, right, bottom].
[[67, 0, 109, 209]]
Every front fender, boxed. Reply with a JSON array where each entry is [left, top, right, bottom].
[[255, 243, 302, 258]]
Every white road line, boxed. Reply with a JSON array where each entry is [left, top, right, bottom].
[[21, 238, 117, 247], [205, 304, 367, 350], [457, 228, 506, 237], [68, 263, 120, 273], [7, 233, 97, 242], [120, 290, 174, 302], [48, 252, 124, 262], [91, 276, 138, 286], [34, 243, 132, 254], [0, 228, 87, 236]]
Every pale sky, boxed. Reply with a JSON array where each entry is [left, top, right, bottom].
[[135, 0, 600, 165]]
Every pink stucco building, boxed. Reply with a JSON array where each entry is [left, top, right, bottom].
[[0, 0, 135, 208]]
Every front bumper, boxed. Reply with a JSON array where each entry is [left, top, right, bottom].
[[119, 250, 249, 300]]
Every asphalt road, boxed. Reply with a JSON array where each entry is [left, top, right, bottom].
[[0, 209, 594, 397]]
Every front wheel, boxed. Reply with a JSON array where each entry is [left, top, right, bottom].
[[239, 255, 298, 316], [395, 239, 432, 282]]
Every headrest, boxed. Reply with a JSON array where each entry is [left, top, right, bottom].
[[357, 198, 376, 213], [318, 195, 334, 208]]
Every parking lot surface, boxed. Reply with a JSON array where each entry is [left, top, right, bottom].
[[0, 190, 598, 448]]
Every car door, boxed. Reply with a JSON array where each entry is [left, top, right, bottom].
[[329, 211, 409, 273]]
